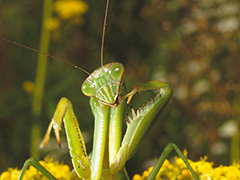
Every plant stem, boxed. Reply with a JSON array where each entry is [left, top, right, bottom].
[[31, 0, 53, 159], [231, 126, 240, 163]]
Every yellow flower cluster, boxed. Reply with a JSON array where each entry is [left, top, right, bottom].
[[54, 0, 88, 20], [133, 151, 240, 180], [0, 157, 72, 180], [45, 0, 88, 31], [1, 153, 240, 180]]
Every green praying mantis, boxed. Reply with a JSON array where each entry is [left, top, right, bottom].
[[1, 0, 200, 179]]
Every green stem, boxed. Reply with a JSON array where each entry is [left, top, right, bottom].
[[30, 0, 53, 159], [231, 128, 240, 163], [18, 158, 57, 180], [147, 143, 199, 180]]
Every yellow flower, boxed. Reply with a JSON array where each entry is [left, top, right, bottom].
[[44, 17, 60, 31], [132, 152, 240, 180], [142, 169, 151, 179], [194, 156, 214, 175], [22, 81, 34, 93], [54, 0, 88, 20], [0, 157, 72, 180], [0, 171, 11, 180], [132, 174, 142, 180], [202, 162, 240, 180]]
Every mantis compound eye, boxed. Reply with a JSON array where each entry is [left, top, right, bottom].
[[109, 63, 124, 81], [82, 81, 96, 97]]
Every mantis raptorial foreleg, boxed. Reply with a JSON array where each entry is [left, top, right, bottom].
[[90, 98, 126, 179], [40, 97, 91, 179], [108, 81, 172, 173], [89, 97, 110, 180]]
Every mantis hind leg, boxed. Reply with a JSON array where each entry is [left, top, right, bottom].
[[18, 157, 57, 180], [146, 143, 199, 180]]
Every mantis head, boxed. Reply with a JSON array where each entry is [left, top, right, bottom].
[[81, 62, 124, 106]]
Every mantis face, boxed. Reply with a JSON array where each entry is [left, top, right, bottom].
[[81, 62, 124, 106]]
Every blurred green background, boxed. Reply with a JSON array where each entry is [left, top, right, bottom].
[[0, 0, 240, 178]]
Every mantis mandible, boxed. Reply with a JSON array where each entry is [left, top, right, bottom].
[[2, 0, 200, 179]]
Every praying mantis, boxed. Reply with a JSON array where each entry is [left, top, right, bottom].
[[1, 0, 200, 179]]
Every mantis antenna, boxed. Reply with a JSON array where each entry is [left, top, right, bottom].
[[100, 0, 110, 67], [0, 0, 110, 73], [0, 37, 90, 75]]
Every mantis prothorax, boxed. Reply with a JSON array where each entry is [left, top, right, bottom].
[[2, 0, 200, 179]]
